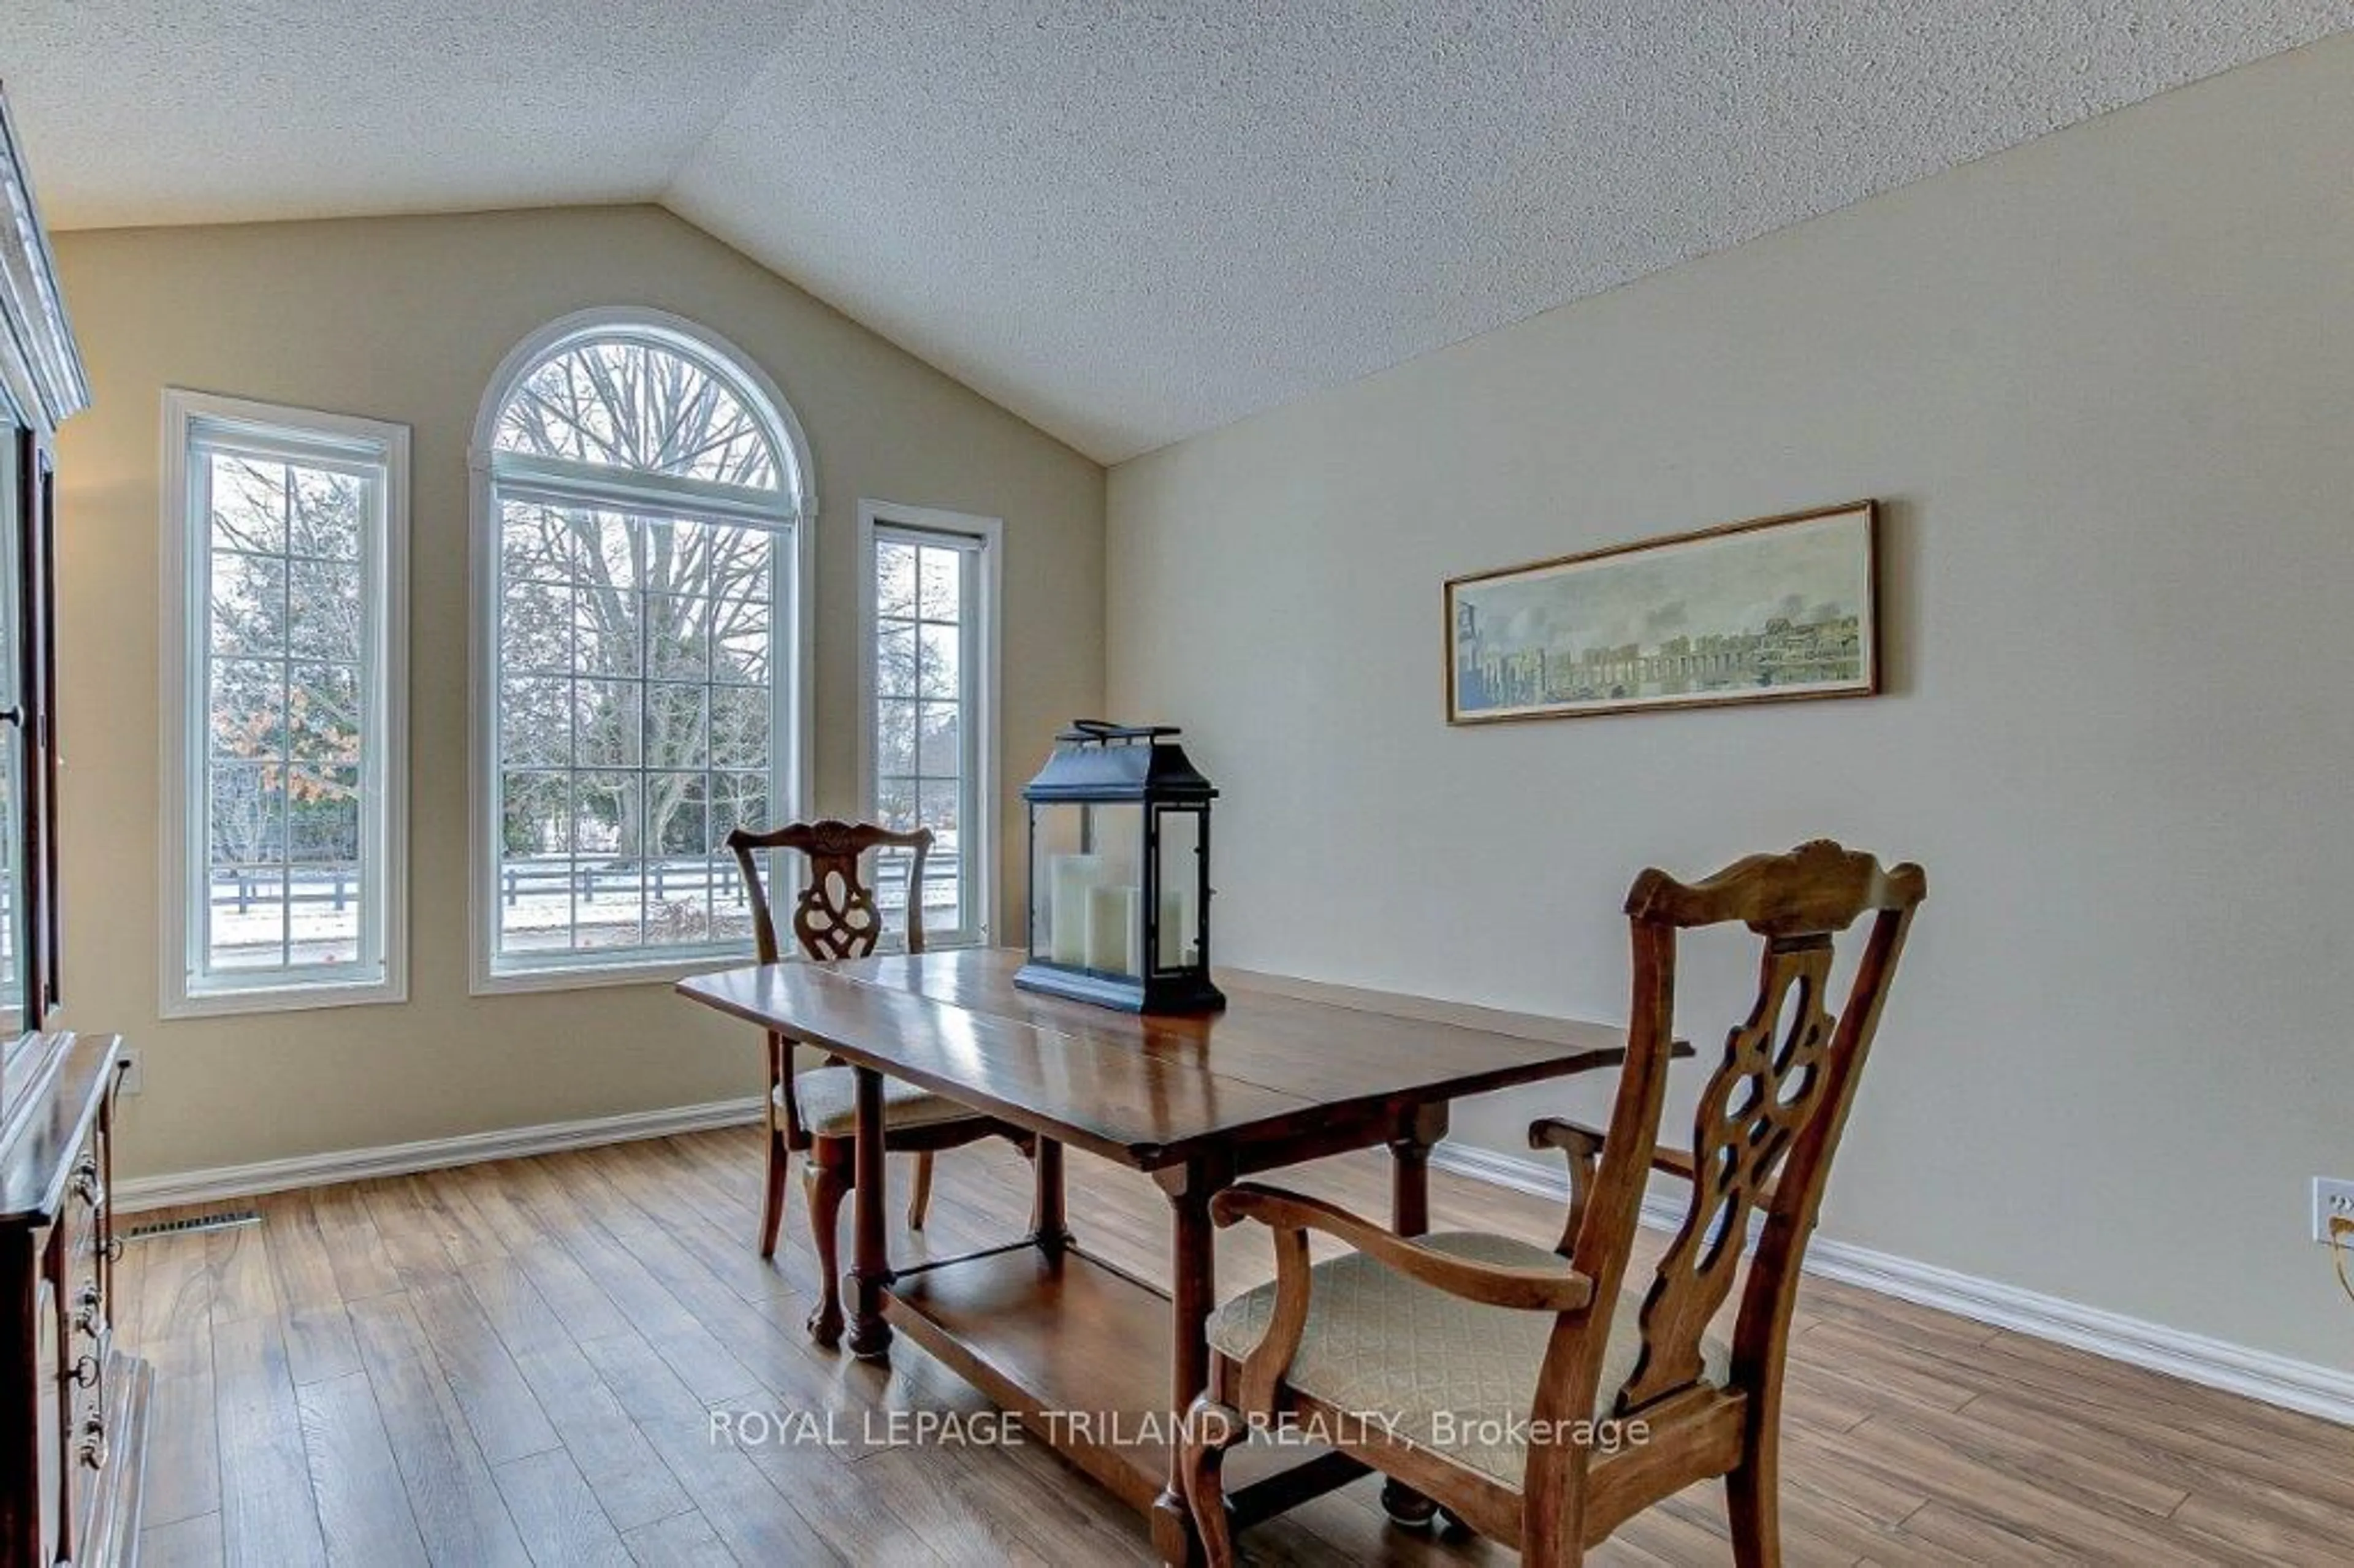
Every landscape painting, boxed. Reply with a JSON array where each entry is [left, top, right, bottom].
[[1446, 501, 1878, 723]]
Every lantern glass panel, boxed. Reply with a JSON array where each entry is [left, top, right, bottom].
[[1031, 801, 1146, 977], [1083, 803, 1144, 978], [1152, 806, 1204, 972], [1029, 801, 1085, 967]]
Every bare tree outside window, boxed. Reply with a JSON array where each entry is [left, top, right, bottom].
[[487, 331, 798, 970], [205, 451, 370, 969], [493, 340, 779, 489], [166, 390, 408, 1016], [869, 522, 986, 942]]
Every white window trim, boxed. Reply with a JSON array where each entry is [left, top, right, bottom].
[[158, 388, 411, 1018], [467, 307, 817, 995], [856, 500, 1004, 952]]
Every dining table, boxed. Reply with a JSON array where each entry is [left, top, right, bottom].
[[678, 947, 1645, 1565]]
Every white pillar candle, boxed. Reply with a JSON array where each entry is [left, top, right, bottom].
[[1156, 885, 1194, 968], [1087, 883, 1142, 975], [1047, 853, 1100, 966]]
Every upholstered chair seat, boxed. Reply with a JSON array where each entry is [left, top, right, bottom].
[[1208, 1230, 1730, 1485], [787, 1065, 980, 1138]]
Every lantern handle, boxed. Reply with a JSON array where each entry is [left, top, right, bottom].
[[1059, 719, 1182, 745]]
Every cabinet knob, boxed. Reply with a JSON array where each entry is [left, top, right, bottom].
[[67, 1352, 100, 1388], [102, 1236, 125, 1263]]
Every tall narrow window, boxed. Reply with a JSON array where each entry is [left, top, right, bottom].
[[862, 504, 999, 948], [162, 392, 409, 1014], [475, 311, 810, 990]]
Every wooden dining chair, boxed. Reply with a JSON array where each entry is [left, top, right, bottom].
[[728, 819, 1032, 1346], [1181, 840, 1925, 1566]]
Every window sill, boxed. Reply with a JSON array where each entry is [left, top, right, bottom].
[[473, 937, 988, 995], [471, 951, 756, 997], [161, 975, 407, 1021], [877, 932, 989, 957]]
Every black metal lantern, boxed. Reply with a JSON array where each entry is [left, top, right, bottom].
[[1014, 721, 1224, 1015]]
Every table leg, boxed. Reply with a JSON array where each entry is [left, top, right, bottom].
[[1388, 1100, 1448, 1239], [846, 1066, 894, 1361], [1152, 1155, 1229, 1567], [1033, 1137, 1070, 1255], [1391, 1140, 1430, 1238], [1382, 1103, 1449, 1527]]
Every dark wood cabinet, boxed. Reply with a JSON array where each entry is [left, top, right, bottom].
[[0, 82, 77, 1047], [0, 83, 148, 1567], [0, 1036, 144, 1567]]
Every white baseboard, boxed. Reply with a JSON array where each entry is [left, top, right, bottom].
[[1431, 1142, 2354, 1428], [113, 1096, 765, 1214], [109, 1107, 2354, 1427]]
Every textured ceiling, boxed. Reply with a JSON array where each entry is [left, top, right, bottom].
[[0, 1, 811, 227], [5, 2, 2350, 461]]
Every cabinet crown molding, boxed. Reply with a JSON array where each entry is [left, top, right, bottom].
[[0, 86, 89, 432]]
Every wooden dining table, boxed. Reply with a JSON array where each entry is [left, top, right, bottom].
[[678, 948, 1643, 1565]]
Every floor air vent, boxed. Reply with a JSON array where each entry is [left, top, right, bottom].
[[118, 1209, 263, 1242]]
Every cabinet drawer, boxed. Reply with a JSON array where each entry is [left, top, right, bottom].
[[57, 1118, 117, 1560], [61, 1131, 107, 1332], [64, 1330, 105, 1552]]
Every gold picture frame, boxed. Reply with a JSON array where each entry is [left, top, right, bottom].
[[1445, 500, 1880, 724]]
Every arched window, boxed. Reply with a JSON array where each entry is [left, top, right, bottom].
[[472, 310, 812, 988]]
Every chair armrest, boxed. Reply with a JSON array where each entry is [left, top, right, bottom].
[[1528, 1116, 1775, 1217], [1211, 1184, 1594, 1313], [1528, 1117, 1605, 1159], [1529, 1117, 1698, 1182], [1527, 1118, 1601, 1252]]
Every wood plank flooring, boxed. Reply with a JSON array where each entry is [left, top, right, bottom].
[[118, 1129, 2354, 1565]]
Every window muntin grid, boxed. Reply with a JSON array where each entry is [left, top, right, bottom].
[[870, 526, 983, 945], [484, 326, 800, 977], [491, 501, 783, 962], [191, 439, 384, 986]]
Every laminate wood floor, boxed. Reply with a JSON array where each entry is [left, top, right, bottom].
[[119, 1128, 2353, 1566]]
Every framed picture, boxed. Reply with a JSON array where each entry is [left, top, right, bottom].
[[1445, 500, 1879, 723]]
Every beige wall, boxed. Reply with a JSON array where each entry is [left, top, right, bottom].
[[1109, 38, 2354, 1371], [53, 205, 1104, 1180]]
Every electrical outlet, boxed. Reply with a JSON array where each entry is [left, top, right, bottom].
[[2315, 1177, 2354, 1244], [117, 1048, 142, 1097]]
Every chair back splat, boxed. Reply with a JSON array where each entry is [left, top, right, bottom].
[[1598, 839, 1925, 1419], [728, 818, 933, 964]]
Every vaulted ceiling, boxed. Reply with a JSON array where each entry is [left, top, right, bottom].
[[4, 2, 2347, 461]]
